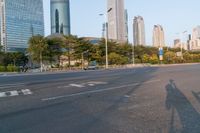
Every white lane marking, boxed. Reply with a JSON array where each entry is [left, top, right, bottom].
[[58, 81, 108, 89], [0, 89, 33, 98], [0, 83, 26, 89], [0, 92, 6, 97], [88, 84, 95, 86], [21, 89, 32, 95], [9, 91, 19, 97], [124, 95, 130, 98], [0, 83, 25, 87], [42, 79, 161, 101], [87, 81, 107, 85], [57, 85, 71, 89], [69, 84, 85, 88]]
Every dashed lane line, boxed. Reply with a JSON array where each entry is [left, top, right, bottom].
[[0, 83, 26, 89]]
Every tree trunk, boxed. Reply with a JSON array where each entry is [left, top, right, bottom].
[[40, 52, 43, 72], [68, 51, 71, 69]]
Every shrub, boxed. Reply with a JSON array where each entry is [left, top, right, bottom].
[[6, 64, 19, 72], [0, 66, 6, 72]]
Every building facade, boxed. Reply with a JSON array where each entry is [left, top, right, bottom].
[[107, 0, 127, 43], [51, 0, 71, 35], [133, 16, 145, 46], [189, 26, 200, 50], [153, 25, 165, 48], [174, 38, 188, 50], [0, 0, 44, 52]]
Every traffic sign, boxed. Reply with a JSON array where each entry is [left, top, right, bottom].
[[159, 47, 164, 56]]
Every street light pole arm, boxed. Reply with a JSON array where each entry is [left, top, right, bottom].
[[107, 8, 112, 13]]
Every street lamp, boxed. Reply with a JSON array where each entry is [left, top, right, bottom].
[[99, 8, 112, 69], [176, 31, 187, 59], [132, 43, 135, 66], [81, 50, 89, 70]]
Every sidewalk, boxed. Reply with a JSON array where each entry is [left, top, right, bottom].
[[0, 63, 200, 76]]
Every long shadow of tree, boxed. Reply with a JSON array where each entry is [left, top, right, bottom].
[[165, 79, 200, 133]]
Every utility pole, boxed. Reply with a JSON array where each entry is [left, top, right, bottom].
[[99, 8, 112, 69]]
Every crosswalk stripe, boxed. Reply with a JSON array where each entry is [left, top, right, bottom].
[[9, 91, 19, 97], [0, 92, 6, 98], [21, 89, 32, 95], [69, 84, 85, 88], [0, 89, 33, 98]]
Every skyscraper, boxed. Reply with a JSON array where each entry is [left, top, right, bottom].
[[51, 0, 71, 35], [107, 0, 127, 43], [125, 9, 129, 43], [0, 0, 44, 52], [189, 26, 200, 50], [133, 16, 146, 46], [153, 25, 165, 48], [192, 26, 200, 40]]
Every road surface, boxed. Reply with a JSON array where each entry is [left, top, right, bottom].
[[0, 64, 200, 133]]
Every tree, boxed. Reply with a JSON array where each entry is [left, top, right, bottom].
[[63, 35, 79, 67], [28, 35, 48, 72], [142, 54, 150, 63], [47, 37, 64, 66], [73, 38, 93, 63], [149, 54, 159, 64], [108, 52, 128, 65], [164, 51, 176, 64]]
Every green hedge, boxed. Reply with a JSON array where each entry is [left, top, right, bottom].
[[0, 65, 19, 72], [0, 66, 6, 72]]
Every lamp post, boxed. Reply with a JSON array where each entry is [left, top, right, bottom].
[[132, 43, 135, 66], [99, 8, 112, 69], [178, 31, 187, 59], [81, 50, 89, 70]]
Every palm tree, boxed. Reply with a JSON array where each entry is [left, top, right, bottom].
[[46, 37, 64, 66], [63, 35, 79, 68], [28, 35, 48, 72]]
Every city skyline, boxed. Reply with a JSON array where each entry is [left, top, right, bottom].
[[43, 0, 200, 46]]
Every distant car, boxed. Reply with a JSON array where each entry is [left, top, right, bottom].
[[84, 65, 98, 70], [84, 61, 98, 70]]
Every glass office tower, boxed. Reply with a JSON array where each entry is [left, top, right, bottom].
[[51, 0, 71, 35], [0, 0, 44, 52]]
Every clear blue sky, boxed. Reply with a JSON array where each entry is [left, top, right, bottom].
[[43, 0, 200, 46]]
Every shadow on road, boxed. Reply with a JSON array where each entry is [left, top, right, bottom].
[[192, 91, 200, 104], [165, 79, 200, 133]]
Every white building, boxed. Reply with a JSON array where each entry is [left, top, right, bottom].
[[133, 16, 146, 46], [107, 0, 127, 43], [153, 25, 165, 48]]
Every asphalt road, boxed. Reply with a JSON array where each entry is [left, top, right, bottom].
[[0, 64, 200, 133]]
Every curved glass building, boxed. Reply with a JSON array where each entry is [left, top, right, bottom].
[[51, 0, 71, 35], [0, 0, 44, 52]]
